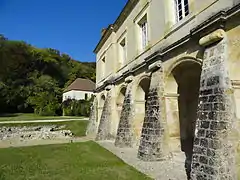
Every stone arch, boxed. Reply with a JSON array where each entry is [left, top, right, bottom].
[[116, 85, 127, 122], [133, 75, 151, 146], [165, 57, 202, 174], [99, 94, 106, 108], [164, 57, 201, 152], [165, 56, 202, 79], [98, 94, 106, 122]]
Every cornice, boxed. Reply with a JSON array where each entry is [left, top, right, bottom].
[[95, 2, 240, 92], [113, 0, 140, 32], [93, 24, 114, 54], [93, 0, 140, 54]]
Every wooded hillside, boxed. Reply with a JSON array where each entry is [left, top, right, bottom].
[[0, 35, 96, 115]]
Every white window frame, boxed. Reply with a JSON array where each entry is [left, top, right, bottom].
[[175, 0, 189, 22], [138, 15, 148, 51], [119, 38, 127, 66]]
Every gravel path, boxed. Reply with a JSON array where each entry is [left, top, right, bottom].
[[97, 140, 187, 180]]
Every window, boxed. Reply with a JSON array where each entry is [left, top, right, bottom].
[[175, 0, 189, 21], [101, 57, 105, 78], [138, 15, 148, 50], [119, 38, 127, 65], [85, 93, 88, 100]]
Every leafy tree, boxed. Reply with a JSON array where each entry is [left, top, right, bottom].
[[0, 34, 96, 115]]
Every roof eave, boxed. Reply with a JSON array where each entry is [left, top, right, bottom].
[[93, 0, 140, 54]]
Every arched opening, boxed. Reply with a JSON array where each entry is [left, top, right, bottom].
[[99, 94, 105, 107], [116, 87, 127, 121], [98, 94, 106, 122], [133, 77, 151, 146], [166, 59, 201, 178]]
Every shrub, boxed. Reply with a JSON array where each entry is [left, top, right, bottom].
[[62, 98, 93, 117]]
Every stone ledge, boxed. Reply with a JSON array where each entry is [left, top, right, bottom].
[[199, 29, 225, 47]]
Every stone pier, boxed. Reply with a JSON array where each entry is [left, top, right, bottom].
[[115, 76, 134, 147], [96, 86, 112, 140], [86, 96, 98, 136], [138, 62, 168, 161], [191, 29, 237, 179]]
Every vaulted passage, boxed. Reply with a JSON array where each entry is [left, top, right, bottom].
[[133, 77, 150, 146], [116, 87, 126, 121], [166, 60, 201, 177], [173, 61, 201, 154], [99, 94, 106, 120], [164, 60, 202, 177]]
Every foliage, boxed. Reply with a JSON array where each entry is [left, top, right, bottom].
[[0, 34, 96, 115], [62, 98, 93, 117]]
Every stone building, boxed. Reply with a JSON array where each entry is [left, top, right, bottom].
[[89, 0, 240, 179]]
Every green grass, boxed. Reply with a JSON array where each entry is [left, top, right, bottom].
[[0, 113, 85, 121], [0, 120, 89, 137], [0, 141, 150, 180]]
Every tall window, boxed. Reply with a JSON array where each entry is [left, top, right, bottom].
[[85, 93, 88, 100], [119, 38, 127, 65], [138, 15, 148, 50], [175, 0, 189, 21]]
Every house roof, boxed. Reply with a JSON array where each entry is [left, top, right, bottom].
[[64, 78, 96, 93]]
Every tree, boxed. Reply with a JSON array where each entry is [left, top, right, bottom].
[[0, 34, 96, 115]]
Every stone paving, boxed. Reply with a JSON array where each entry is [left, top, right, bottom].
[[97, 140, 187, 180]]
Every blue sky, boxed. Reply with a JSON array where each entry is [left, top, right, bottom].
[[0, 0, 128, 62]]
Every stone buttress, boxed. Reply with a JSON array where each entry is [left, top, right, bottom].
[[138, 62, 169, 161], [115, 76, 134, 147], [86, 96, 98, 136], [96, 86, 113, 140], [191, 29, 237, 179]]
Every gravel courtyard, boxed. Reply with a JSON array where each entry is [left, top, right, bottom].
[[97, 140, 187, 180]]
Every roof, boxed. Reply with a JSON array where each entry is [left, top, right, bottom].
[[93, 0, 139, 54], [64, 78, 96, 93]]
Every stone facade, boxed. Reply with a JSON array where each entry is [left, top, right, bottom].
[[89, 1, 240, 179]]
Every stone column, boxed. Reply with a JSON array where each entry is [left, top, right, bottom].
[[86, 96, 98, 137], [115, 76, 134, 147], [96, 85, 112, 141], [191, 29, 237, 179], [138, 61, 169, 161]]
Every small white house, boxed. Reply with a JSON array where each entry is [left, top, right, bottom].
[[63, 78, 95, 102]]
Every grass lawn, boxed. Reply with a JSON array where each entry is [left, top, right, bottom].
[[0, 113, 85, 121], [0, 141, 150, 180], [0, 120, 89, 137]]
